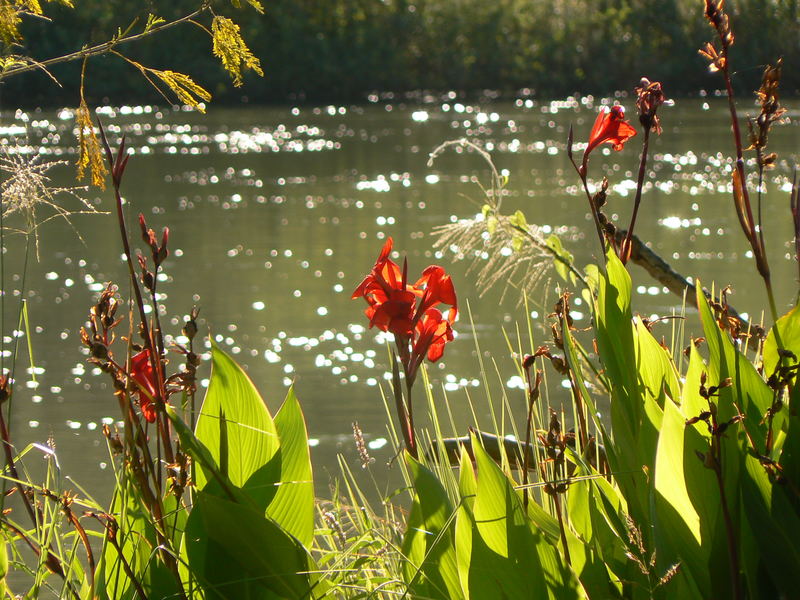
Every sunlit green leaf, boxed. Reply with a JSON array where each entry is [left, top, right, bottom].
[[95, 480, 181, 600], [454, 446, 478, 597], [463, 434, 585, 599], [696, 283, 771, 450], [566, 463, 627, 590], [653, 399, 709, 597], [681, 345, 708, 419], [0, 536, 8, 599], [546, 234, 575, 283], [763, 304, 800, 379], [595, 249, 650, 523], [633, 317, 681, 405], [264, 388, 315, 547], [402, 453, 463, 600], [194, 343, 279, 491], [741, 451, 800, 596]]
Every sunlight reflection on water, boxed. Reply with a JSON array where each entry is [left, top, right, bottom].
[[0, 96, 797, 489]]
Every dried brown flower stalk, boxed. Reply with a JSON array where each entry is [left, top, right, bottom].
[[747, 59, 786, 171]]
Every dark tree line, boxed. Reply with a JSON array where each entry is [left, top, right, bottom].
[[3, 0, 798, 108]]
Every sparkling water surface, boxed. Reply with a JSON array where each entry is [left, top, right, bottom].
[[1, 96, 798, 494]]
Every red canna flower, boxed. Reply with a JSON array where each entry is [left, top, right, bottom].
[[130, 349, 158, 422], [353, 239, 458, 460], [353, 238, 457, 364], [584, 105, 637, 160], [413, 308, 454, 363], [352, 238, 417, 336]]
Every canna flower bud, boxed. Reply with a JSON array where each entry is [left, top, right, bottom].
[[155, 227, 169, 265]]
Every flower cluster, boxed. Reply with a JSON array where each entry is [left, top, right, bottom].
[[353, 238, 457, 457], [635, 78, 666, 135], [352, 238, 457, 378]]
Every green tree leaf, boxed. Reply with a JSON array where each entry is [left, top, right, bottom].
[[509, 209, 528, 230], [546, 234, 574, 283]]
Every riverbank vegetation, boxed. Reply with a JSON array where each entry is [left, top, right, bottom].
[[5, 0, 800, 107], [0, 0, 799, 598]]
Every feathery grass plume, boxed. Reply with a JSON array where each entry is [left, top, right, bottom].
[[75, 99, 107, 189], [429, 139, 581, 305], [0, 142, 96, 256], [625, 514, 646, 555], [432, 213, 553, 305], [658, 563, 681, 588], [322, 510, 346, 548], [212, 15, 263, 87]]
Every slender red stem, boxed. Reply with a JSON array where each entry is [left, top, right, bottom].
[[623, 127, 651, 263], [714, 453, 742, 600], [552, 492, 572, 566], [568, 134, 606, 259], [719, 45, 769, 284]]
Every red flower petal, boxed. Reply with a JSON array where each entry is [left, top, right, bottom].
[[352, 237, 395, 299], [584, 106, 637, 159], [354, 242, 458, 358], [369, 288, 417, 335], [415, 265, 458, 322], [413, 308, 454, 363], [140, 397, 157, 423], [131, 349, 157, 399]]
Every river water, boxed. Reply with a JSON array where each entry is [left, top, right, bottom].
[[1, 96, 798, 495]]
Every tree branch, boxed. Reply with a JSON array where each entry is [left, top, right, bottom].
[[0, 4, 210, 82]]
